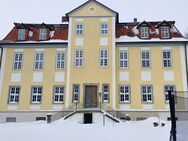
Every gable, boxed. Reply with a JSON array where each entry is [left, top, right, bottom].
[[67, 0, 117, 17]]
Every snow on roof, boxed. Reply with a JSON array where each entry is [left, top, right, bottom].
[[116, 35, 188, 43], [13, 39, 68, 44]]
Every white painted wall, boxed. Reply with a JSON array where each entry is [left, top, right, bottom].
[[75, 38, 84, 46], [163, 71, 174, 81], [11, 73, 21, 82], [66, 112, 119, 126], [141, 72, 151, 81], [55, 72, 64, 82], [119, 72, 129, 81], [100, 38, 108, 46], [33, 73, 43, 82]]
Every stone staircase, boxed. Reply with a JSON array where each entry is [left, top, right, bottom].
[[49, 102, 123, 123]]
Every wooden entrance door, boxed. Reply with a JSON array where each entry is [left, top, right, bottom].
[[85, 85, 97, 108]]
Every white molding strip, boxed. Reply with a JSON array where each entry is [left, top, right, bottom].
[[0, 48, 7, 95], [180, 46, 188, 92], [76, 18, 83, 22], [162, 47, 172, 50], [35, 48, 45, 52], [112, 17, 116, 109], [119, 47, 128, 51], [65, 17, 73, 108], [56, 48, 66, 51], [14, 49, 24, 52], [141, 47, 151, 51]]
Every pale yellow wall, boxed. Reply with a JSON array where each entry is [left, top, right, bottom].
[[70, 2, 116, 17], [116, 45, 184, 110], [0, 0, 186, 112], [69, 17, 113, 106], [0, 47, 67, 111]]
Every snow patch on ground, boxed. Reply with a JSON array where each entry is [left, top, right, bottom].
[[0, 117, 171, 141]]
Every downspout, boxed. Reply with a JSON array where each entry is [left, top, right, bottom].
[[184, 41, 188, 91], [0, 46, 3, 69]]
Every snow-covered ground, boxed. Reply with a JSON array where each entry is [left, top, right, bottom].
[[177, 121, 188, 141], [0, 117, 171, 141]]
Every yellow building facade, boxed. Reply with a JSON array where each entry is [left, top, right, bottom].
[[0, 0, 187, 122]]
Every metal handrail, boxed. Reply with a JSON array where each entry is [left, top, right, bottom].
[[50, 102, 120, 122], [51, 104, 75, 122]]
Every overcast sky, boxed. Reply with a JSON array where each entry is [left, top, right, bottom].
[[0, 0, 188, 39]]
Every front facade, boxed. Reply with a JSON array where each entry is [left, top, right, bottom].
[[0, 0, 188, 122]]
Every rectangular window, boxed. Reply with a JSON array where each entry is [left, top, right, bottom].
[[161, 26, 169, 38], [100, 50, 108, 67], [8, 86, 20, 104], [39, 28, 47, 40], [163, 50, 172, 68], [6, 117, 16, 122], [101, 23, 108, 35], [34, 52, 44, 70], [119, 85, 130, 103], [53, 86, 64, 103], [141, 50, 150, 68], [13, 52, 23, 70], [31, 86, 42, 104], [141, 85, 153, 103], [103, 84, 109, 103], [75, 50, 84, 67], [76, 23, 84, 35], [73, 85, 80, 103], [140, 27, 149, 38], [164, 85, 176, 102], [18, 29, 25, 40], [56, 52, 65, 69], [119, 50, 128, 68]]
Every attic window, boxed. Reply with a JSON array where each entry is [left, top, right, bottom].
[[18, 29, 26, 40], [39, 28, 47, 40], [161, 26, 169, 38], [140, 27, 149, 39]]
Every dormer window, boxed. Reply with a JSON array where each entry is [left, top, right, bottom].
[[39, 28, 47, 40], [161, 26, 169, 38], [18, 29, 25, 40], [140, 27, 149, 39]]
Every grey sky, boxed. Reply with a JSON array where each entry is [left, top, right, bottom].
[[0, 0, 188, 39]]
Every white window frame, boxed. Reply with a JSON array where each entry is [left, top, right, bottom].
[[34, 52, 44, 70], [161, 26, 170, 38], [18, 29, 25, 40], [31, 86, 42, 104], [141, 85, 153, 103], [8, 86, 20, 104], [53, 86, 64, 103], [76, 23, 84, 35], [141, 50, 151, 68], [73, 84, 80, 103], [119, 50, 128, 68], [13, 52, 23, 70], [39, 28, 47, 40], [119, 85, 130, 103], [74, 49, 84, 67], [56, 52, 65, 69], [162, 50, 172, 68], [164, 85, 176, 103], [100, 49, 108, 67], [103, 84, 109, 103], [100, 23, 108, 35], [140, 27, 149, 38]]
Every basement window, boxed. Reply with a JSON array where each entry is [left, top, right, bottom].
[[6, 117, 16, 122]]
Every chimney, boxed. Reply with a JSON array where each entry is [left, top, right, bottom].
[[62, 16, 68, 22], [133, 18, 137, 23]]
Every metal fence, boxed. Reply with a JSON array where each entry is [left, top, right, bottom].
[[169, 91, 188, 141]]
